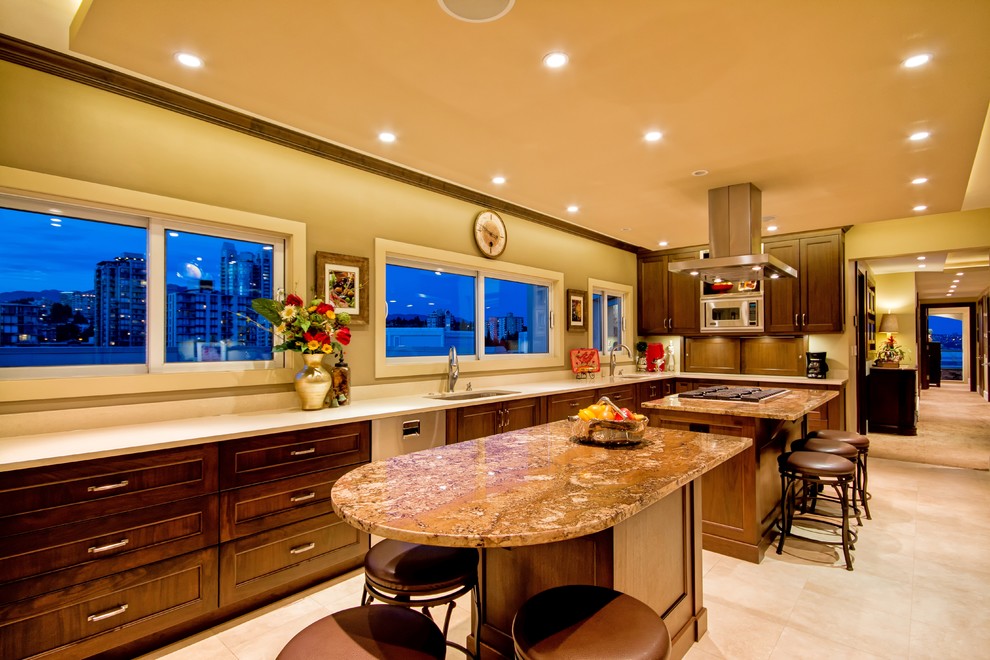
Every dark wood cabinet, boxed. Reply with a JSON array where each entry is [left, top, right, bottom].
[[446, 396, 545, 443], [764, 230, 844, 334], [683, 337, 741, 374], [868, 367, 918, 435], [596, 384, 636, 411], [0, 422, 372, 659], [637, 249, 701, 335], [636, 379, 675, 411], [545, 390, 598, 423]]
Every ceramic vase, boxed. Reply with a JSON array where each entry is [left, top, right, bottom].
[[294, 353, 332, 410]]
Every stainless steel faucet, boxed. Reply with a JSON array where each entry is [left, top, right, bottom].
[[447, 346, 459, 392], [609, 343, 632, 377]]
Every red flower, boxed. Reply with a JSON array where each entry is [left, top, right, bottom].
[[285, 294, 304, 307], [304, 330, 330, 344], [336, 327, 351, 346], [315, 302, 334, 315]]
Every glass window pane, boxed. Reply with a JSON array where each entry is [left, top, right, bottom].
[[592, 292, 603, 352], [165, 230, 275, 362], [0, 206, 147, 367], [483, 278, 549, 355], [606, 294, 622, 351], [385, 263, 476, 357]]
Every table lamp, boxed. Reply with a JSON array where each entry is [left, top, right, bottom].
[[878, 314, 899, 335]]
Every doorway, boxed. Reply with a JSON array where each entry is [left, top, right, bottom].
[[919, 303, 977, 392]]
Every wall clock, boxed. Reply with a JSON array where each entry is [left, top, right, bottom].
[[474, 210, 507, 258]]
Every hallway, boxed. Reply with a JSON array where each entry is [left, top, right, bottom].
[[868, 381, 990, 471]]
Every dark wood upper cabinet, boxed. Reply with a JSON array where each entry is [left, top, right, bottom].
[[764, 230, 844, 334], [637, 249, 701, 335]]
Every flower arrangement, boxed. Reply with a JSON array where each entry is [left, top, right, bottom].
[[874, 333, 907, 365], [251, 291, 351, 354]]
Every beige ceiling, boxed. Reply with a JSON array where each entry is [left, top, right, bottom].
[[2, 0, 990, 297]]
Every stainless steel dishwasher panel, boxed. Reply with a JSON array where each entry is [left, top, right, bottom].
[[371, 410, 446, 460]]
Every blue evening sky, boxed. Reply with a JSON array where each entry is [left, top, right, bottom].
[[928, 315, 962, 335]]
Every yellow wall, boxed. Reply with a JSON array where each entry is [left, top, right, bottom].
[[874, 272, 918, 366], [0, 61, 636, 404]]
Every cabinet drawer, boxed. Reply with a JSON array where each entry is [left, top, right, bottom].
[[221, 465, 356, 541], [546, 391, 597, 422], [219, 514, 366, 605], [0, 445, 218, 537], [220, 421, 370, 489], [0, 547, 218, 660], [597, 385, 635, 409], [0, 495, 218, 606]]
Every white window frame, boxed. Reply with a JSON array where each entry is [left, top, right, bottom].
[[375, 238, 564, 379], [0, 167, 306, 402], [588, 278, 634, 364]]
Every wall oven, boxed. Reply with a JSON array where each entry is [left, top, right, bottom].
[[701, 294, 763, 333]]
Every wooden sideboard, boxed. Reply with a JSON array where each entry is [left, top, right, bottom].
[[867, 367, 918, 435]]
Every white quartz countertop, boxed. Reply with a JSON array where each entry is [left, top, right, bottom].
[[0, 370, 845, 473]]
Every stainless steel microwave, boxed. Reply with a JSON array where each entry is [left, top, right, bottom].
[[701, 295, 763, 333]]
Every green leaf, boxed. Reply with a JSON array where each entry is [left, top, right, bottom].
[[252, 298, 283, 325]]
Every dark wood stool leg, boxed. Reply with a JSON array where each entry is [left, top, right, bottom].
[[838, 478, 854, 571]]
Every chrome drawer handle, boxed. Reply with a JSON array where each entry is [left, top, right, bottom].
[[87, 604, 128, 622], [290, 448, 316, 457], [88, 538, 130, 554], [87, 480, 129, 493], [568, 402, 580, 407], [289, 542, 316, 555], [290, 492, 316, 503]]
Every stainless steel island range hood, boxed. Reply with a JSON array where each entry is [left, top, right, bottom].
[[668, 183, 798, 283]]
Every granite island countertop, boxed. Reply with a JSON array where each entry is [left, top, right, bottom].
[[642, 388, 838, 421], [330, 419, 751, 548]]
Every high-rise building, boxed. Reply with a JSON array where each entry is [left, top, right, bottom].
[[94, 252, 147, 347]]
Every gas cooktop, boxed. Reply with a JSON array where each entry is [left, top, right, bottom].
[[677, 385, 789, 403]]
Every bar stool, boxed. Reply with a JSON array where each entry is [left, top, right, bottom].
[[790, 436, 863, 526], [277, 605, 446, 659], [776, 451, 856, 571], [512, 585, 671, 660], [808, 429, 871, 520], [362, 540, 480, 658]]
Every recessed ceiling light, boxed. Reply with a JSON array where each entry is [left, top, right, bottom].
[[175, 52, 203, 68], [903, 53, 931, 68], [378, 132, 396, 143], [912, 177, 928, 185], [168, 231, 180, 237], [947, 293, 953, 297], [917, 256, 926, 261], [689, 271, 699, 276], [766, 225, 778, 232], [644, 131, 663, 142], [543, 51, 569, 68], [692, 170, 709, 177], [952, 279, 960, 283], [956, 272, 964, 276], [566, 205, 579, 213], [913, 205, 928, 212], [492, 176, 506, 185], [950, 285, 957, 289], [658, 241, 668, 247], [620, 227, 632, 232], [751, 266, 762, 271], [48, 208, 62, 214], [918, 263, 926, 268], [909, 131, 930, 141], [769, 273, 780, 279]]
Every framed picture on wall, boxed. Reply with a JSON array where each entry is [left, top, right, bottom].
[[316, 251, 369, 325], [567, 289, 587, 331]]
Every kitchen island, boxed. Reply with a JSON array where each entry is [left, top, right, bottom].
[[642, 388, 839, 563], [331, 419, 750, 659]]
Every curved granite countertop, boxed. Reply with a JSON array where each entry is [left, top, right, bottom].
[[642, 388, 839, 421], [330, 419, 751, 548]]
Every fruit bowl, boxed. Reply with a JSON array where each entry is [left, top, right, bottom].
[[570, 416, 648, 446]]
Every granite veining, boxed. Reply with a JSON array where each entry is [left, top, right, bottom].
[[642, 388, 838, 421], [330, 420, 750, 548]]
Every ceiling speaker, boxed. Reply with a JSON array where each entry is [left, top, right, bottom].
[[438, 0, 515, 23]]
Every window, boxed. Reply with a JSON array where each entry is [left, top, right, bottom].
[[376, 239, 563, 378], [0, 194, 285, 376], [589, 279, 632, 356]]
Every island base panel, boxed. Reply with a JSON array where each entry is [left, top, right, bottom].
[[475, 482, 704, 660]]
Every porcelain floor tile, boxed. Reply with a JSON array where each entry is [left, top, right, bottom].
[[768, 626, 885, 660], [786, 589, 911, 658]]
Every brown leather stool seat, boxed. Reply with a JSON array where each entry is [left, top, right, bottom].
[[363, 540, 480, 657], [809, 429, 872, 520], [791, 436, 858, 460], [512, 585, 671, 660], [776, 451, 856, 570], [277, 605, 446, 660]]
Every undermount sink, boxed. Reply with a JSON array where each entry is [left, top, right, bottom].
[[618, 372, 658, 379], [425, 390, 520, 401]]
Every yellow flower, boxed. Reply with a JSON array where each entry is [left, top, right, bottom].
[[306, 339, 321, 351], [280, 307, 298, 321], [275, 322, 286, 333], [321, 342, 333, 353], [324, 310, 335, 321]]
